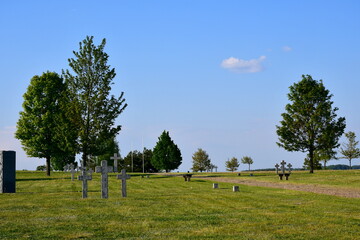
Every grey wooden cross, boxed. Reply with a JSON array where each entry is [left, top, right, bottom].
[[69, 163, 76, 181], [287, 163, 293, 173], [110, 153, 121, 173], [275, 163, 280, 174], [95, 160, 113, 199], [280, 160, 287, 174], [117, 169, 131, 197], [78, 162, 92, 199]]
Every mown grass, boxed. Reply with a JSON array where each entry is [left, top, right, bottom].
[[0, 171, 359, 239]]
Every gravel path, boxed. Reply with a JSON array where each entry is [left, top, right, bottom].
[[204, 177, 360, 198]]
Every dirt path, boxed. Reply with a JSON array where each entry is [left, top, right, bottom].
[[204, 177, 360, 198]]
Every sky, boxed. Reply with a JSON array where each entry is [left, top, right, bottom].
[[1, 0, 359, 171]]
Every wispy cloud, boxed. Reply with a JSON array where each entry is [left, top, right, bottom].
[[282, 46, 292, 52], [221, 56, 266, 73]]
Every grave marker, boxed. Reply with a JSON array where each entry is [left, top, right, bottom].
[[213, 183, 218, 189], [69, 163, 76, 181], [110, 153, 121, 173], [233, 186, 239, 192], [95, 160, 113, 199], [275, 163, 280, 174], [0, 151, 16, 193], [78, 162, 92, 198], [117, 169, 131, 197]]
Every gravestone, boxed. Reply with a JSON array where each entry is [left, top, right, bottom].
[[78, 162, 92, 198], [110, 153, 121, 173], [95, 160, 113, 199], [213, 183, 218, 189], [117, 169, 131, 197], [276, 160, 292, 180], [0, 151, 16, 193], [275, 163, 280, 174], [69, 163, 76, 181], [233, 186, 239, 192]]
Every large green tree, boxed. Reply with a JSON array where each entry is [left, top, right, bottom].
[[16, 72, 76, 175], [340, 131, 360, 169], [191, 148, 211, 172], [225, 157, 239, 172], [63, 36, 127, 166], [151, 131, 182, 172], [276, 75, 346, 173]]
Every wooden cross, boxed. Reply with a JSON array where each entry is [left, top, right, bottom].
[[95, 160, 113, 199], [287, 163, 293, 173], [78, 162, 92, 198], [117, 169, 131, 197], [110, 153, 121, 173], [280, 160, 286, 174], [275, 163, 280, 174], [69, 163, 76, 181]]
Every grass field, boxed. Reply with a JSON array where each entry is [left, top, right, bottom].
[[0, 170, 359, 239]]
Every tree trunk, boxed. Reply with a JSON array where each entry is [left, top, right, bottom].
[[248, 164, 250, 171], [349, 159, 352, 169], [46, 156, 51, 176], [309, 147, 314, 174]]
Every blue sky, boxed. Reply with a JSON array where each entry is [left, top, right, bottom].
[[1, 0, 359, 171]]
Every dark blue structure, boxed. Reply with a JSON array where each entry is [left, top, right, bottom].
[[0, 151, 16, 193]]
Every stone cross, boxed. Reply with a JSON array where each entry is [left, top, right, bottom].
[[69, 163, 76, 181], [275, 163, 280, 174], [110, 153, 121, 173], [287, 163, 293, 173], [280, 160, 286, 174], [88, 168, 94, 178], [117, 169, 131, 197], [95, 160, 113, 199], [78, 162, 92, 198]]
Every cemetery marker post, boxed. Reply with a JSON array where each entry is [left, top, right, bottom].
[[95, 160, 113, 199], [78, 161, 92, 198], [69, 163, 76, 181], [110, 153, 121, 173], [117, 169, 131, 197]]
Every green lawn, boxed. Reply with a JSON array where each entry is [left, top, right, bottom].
[[0, 171, 359, 239]]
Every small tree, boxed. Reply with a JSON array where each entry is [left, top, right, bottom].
[[151, 131, 182, 172], [191, 148, 211, 172], [225, 157, 239, 172], [241, 156, 253, 171], [276, 75, 346, 173], [124, 148, 158, 173], [340, 131, 360, 169]]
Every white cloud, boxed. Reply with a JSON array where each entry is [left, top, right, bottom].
[[221, 56, 266, 73], [282, 46, 292, 52]]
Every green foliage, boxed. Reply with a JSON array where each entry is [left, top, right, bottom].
[[63, 36, 127, 166], [151, 131, 182, 172], [276, 75, 346, 173], [95, 137, 121, 169], [340, 131, 360, 169], [191, 148, 211, 172], [241, 156, 254, 171], [15, 72, 76, 175], [303, 156, 322, 170], [123, 148, 158, 173], [36, 165, 46, 171], [225, 157, 239, 172]]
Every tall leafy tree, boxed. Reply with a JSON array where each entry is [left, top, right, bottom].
[[63, 36, 127, 166], [191, 148, 211, 172], [340, 131, 360, 169], [225, 157, 239, 172], [241, 156, 254, 171], [16, 72, 76, 175], [276, 75, 346, 173], [151, 131, 182, 172]]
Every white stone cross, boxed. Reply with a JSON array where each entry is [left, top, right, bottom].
[[280, 160, 287, 174], [117, 169, 131, 197], [275, 163, 280, 174], [95, 160, 113, 199], [69, 163, 76, 181], [110, 153, 121, 173], [78, 162, 92, 199], [287, 163, 293, 173]]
